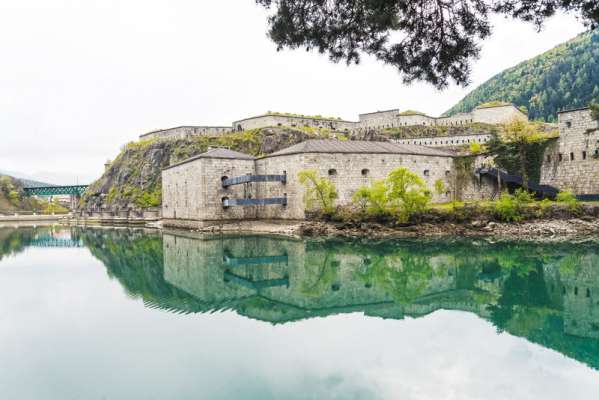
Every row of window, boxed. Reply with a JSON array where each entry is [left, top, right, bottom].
[[365, 119, 475, 130], [547, 149, 599, 162], [326, 168, 450, 178], [402, 136, 490, 146]]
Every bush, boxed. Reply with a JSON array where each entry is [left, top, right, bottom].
[[556, 190, 580, 212], [495, 192, 523, 222], [513, 188, 534, 204], [298, 169, 338, 215], [352, 167, 431, 223]]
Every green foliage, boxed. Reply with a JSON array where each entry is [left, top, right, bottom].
[[352, 167, 431, 223], [477, 101, 511, 108], [42, 199, 69, 215], [352, 180, 390, 216], [591, 103, 599, 120], [298, 169, 338, 215], [257, 0, 599, 88], [398, 109, 426, 116], [469, 142, 482, 154], [513, 188, 534, 204], [556, 190, 580, 211], [445, 30, 599, 122], [495, 192, 524, 222], [433, 179, 446, 196], [488, 123, 558, 186]]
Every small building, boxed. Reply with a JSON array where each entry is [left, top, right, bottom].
[[540, 107, 599, 198], [162, 140, 496, 229]]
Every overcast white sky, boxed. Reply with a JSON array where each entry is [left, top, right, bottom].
[[0, 0, 587, 184]]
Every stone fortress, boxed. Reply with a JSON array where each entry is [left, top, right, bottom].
[[160, 104, 599, 228], [141, 102, 526, 141]]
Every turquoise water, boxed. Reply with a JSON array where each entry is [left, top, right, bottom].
[[1, 226, 599, 399]]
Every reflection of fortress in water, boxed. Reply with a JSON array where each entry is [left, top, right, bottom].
[[163, 233, 599, 339], [76, 228, 599, 369]]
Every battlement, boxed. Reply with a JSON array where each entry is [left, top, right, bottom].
[[139, 103, 527, 141]]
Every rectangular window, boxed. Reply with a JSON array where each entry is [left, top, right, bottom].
[[570, 152, 575, 161], [546, 155, 551, 163], [558, 153, 563, 162], [583, 151, 587, 160], [566, 121, 572, 128]]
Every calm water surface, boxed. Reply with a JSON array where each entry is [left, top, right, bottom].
[[1, 226, 599, 399]]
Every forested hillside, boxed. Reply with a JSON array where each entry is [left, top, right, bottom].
[[445, 29, 599, 122]]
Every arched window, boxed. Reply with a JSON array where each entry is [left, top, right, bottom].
[[423, 170, 430, 177]]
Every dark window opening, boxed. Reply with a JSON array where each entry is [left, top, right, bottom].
[[361, 169, 370, 176], [583, 151, 587, 160], [328, 169, 337, 176], [331, 283, 340, 291], [547, 155, 551, 162], [566, 121, 572, 128], [575, 286, 579, 296], [587, 288, 591, 298], [570, 152, 575, 161], [423, 170, 430, 177], [558, 153, 563, 162]]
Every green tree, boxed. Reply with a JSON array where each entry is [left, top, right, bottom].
[[298, 169, 338, 214], [353, 167, 431, 222], [433, 179, 446, 197], [500, 119, 557, 190], [256, 0, 598, 88]]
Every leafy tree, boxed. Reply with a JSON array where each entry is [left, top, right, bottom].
[[352, 167, 431, 222], [256, 0, 599, 88], [298, 169, 338, 214], [591, 102, 599, 120], [353, 179, 390, 216], [499, 119, 557, 189], [433, 179, 446, 197]]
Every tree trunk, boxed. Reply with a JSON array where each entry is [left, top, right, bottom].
[[519, 143, 528, 190]]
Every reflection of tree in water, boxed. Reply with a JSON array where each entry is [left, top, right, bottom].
[[0, 227, 37, 261], [355, 250, 439, 305], [300, 250, 340, 297], [26, 228, 599, 371]]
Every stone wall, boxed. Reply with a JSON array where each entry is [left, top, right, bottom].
[[162, 156, 256, 225], [140, 126, 231, 140], [393, 134, 493, 147], [540, 108, 599, 194], [162, 150, 497, 224], [356, 104, 526, 131], [358, 109, 399, 129], [471, 105, 527, 124], [233, 114, 357, 132], [255, 152, 455, 219]]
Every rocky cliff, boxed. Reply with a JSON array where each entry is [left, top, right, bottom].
[[81, 127, 339, 211]]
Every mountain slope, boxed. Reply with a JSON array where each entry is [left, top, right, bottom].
[[444, 29, 599, 122]]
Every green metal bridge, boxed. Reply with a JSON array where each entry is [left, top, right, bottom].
[[23, 185, 89, 197]]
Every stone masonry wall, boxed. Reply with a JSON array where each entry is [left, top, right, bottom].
[[393, 134, 493, 147], [233, 115, 357, 132], [163, 151, 497, 223], [540, 108, 599, 194], [255, 152, 456, 219], [162, 157, 256, 225], [141, 126, 231, 140]]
